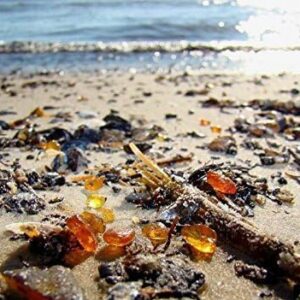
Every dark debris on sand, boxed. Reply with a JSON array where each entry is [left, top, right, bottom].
[[99, 255, 205, 300]]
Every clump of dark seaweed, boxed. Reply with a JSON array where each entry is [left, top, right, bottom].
[[1, 192, 45, 214], [233, 112, 300, 141], [248, 99, 300, 116], [99, 255, 205, 300], [234, 261, 276, 284]]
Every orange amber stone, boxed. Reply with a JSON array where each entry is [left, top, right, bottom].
[[30, 107, 46, 117], [64, 247, 91, 267], [97, 245, 126, 261], [80, 211, 106, 234], [103, 228, 135, 246], [200, 119, 211, 126], [207, 171, 237, 195], [210, 125, 222, 134], [84, 176, 104, 192], [40, 140, 61, 151], [66, 215, 98, 252], [181, 224, 217, 256], [142, 223, 169, 247], [98, 207, 115, 223]]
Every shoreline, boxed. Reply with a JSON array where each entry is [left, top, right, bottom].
[[2, 48, 300, 74]]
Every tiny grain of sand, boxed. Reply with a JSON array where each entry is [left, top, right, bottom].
[[0, 70, 299, 300]]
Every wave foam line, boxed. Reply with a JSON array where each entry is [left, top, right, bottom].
[[1, 41, 300, 54]]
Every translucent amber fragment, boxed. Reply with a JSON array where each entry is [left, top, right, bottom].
[[66, 215, 97, 252], [200, 119, 211, 126], [142, 223, 169, 247], [97, 245, 126, 261], [80, 211, 106, 234], [98, 207, 115, 223], [210, 125, 222, 134], [84, 176, 104, 192], [64, 247, 91, 267], [40, 140, 61, 151], [19, 225, 40, 238], [181, 224, 217, 258], [103, 228, 135, 246], [156, 133, 167, 142], [30, 107, 46, 117], [86, 194, 106, 209], [207, 171, 237, 195], [17, 129, 29, 141]]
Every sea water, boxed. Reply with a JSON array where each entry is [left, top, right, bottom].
[[1, 0, 300, 73]]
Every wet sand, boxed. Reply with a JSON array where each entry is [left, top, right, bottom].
[[0, 70, 299, 299]]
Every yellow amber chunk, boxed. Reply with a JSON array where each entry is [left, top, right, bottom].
[[86, 194, 106, 209], [41, 140, 61, 151], [199, 119, 211, 126], [181, 224, 217, 259], [17, 130, 28, 141], [80, 211, 106, 234], [84, 176, 104, 191], [142, 223, 169, 247], [19, 225, 40, 238], [210, 125, 222, 134], [156, 133, 167, 142], [30, 107, 46, 117], [98, 207, 115, 223]]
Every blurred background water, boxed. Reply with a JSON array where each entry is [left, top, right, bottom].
[[1, 0, 300, 73]]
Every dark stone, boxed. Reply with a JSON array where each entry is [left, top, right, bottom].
[[101, 114, 132, 133]]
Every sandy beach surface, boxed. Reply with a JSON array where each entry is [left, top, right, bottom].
[[0, 70, 299, 300]]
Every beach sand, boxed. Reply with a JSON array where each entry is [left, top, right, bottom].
[[0, 70, 299, 299]]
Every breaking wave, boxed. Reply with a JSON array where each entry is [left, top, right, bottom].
[[1, 41, 300, 54]]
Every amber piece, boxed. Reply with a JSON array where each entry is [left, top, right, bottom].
[[156, 133, 167, 142], [97, 245, 126, 261], [19, 225, 40, 238], [17, 129, 29, 141], [210, 125, 222, 134], [40, 140, 61, 151], [80, 211, 106, 234], [30, 107, 46, 117], [98, 207, 115, 223], [103, 228, 135, 246], [200, 119, 211, 126], [207, 171, 237, 195], [182, 224, 217, 259], [84, 176, 104, 191], [66, 215, 97, 252], [64, 247, 91, 267], [86, 194, 106, 209], [142, 223, 169, 247]]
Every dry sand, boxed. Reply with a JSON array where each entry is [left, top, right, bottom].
[[0, 70, 299, 299]]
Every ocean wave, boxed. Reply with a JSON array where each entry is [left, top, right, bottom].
[[1, 41, 300, 54]]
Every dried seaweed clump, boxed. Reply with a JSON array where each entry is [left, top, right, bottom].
[[1, 192, 45, 214], [99, 255, 205, 299]]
